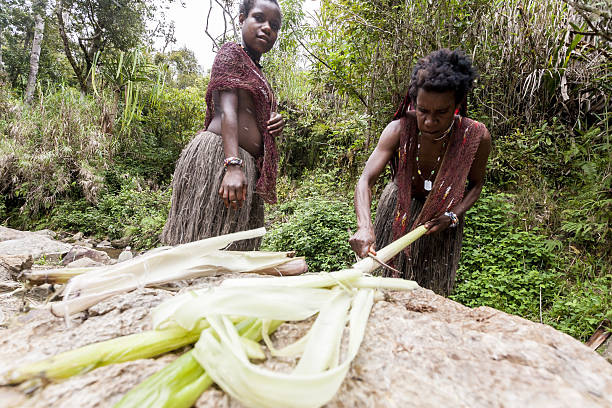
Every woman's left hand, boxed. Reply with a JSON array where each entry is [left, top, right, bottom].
[[424, 214, 452, 235], [268, 112, 284, 137]]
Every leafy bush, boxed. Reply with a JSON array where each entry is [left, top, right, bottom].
[[46, 176, 170, 249], [452, 191, 610, 341], [451, 192, 562, 321], [0, 194, 6, 222], [547, 270, 612, 340], [134, 83, 208, 182], [262, 197, 356, 272]]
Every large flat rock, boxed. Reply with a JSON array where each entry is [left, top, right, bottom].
[[0, 227, 27, 242], [0, 227, 72, 261], [0, 275, 610, 408]]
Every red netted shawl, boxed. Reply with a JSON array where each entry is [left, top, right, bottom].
[[204, 42, 278, 203], [390, 111, 485, 254]]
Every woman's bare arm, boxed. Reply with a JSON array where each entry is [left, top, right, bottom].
[[349, 120, 402, 258], [217, 89, 248, 209]]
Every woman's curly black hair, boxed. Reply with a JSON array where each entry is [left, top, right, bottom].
[[239, 0, 280, 17], [408, 49, 478, 105]]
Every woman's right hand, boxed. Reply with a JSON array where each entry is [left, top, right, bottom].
[[349, 227, 376, 258], [219, 167, 247, 209]]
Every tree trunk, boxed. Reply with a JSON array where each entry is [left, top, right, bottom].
[[56, 1, 87, 93], [25, 10, 45, 104], [0, 29, 5, 76]]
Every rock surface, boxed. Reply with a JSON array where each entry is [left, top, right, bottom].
[[65, 257, 104, 268], [0, 227, 610, 408], [0, 227, 27, 242], [61, 246, 111, 266], [0, 255, 33, 276], [0, 230, 71, 261], [0, 274, 610, 408]]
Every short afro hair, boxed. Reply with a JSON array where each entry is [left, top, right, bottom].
[[239, 0, 280, 18], [409, 49, 478, 105]]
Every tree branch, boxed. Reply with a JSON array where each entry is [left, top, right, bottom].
[[292, 29, 367, 108]]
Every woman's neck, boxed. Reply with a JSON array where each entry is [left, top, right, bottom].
[[241, 43, 262, 68]]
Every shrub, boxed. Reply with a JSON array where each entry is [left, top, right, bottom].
[[451, 192, 563, 321], [132, 83, 208, 182], [547, 269, 611, 340], [262, 198, 356, 272], [46, 176, 170, 249], [0, 194, 6, 222], [451, 190, 610, 341], [0, 86, 113, 221]]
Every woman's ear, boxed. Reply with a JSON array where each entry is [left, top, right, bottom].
[[239, 13, 246, 25]]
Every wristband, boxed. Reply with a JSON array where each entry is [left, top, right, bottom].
[[444, 211, 459, 228], [223, 156, 243, 168]]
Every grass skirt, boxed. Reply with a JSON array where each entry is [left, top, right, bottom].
[[160, 130, 264, 250], [373, 182, 465, 296]]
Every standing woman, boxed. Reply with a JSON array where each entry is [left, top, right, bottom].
[[161, 0, 284, 250], [349, 49, 491, 296]]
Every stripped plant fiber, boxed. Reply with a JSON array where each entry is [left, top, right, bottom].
[[50, 228, 306, 317]]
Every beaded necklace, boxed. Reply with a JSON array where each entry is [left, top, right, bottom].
[[415, 120, 453, 191], [240, 44, 275, 112]]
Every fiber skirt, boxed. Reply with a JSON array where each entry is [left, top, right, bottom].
[[373, 182, 465, 296], [161, 130, 264, 250]]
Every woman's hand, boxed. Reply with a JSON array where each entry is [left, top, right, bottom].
[[349, 227, 376, 258], [219, 166, 247, 209], [268, 112, 284, 137], [424, 214, 452, 235]]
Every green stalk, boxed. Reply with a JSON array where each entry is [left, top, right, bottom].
[[2, 324, 208, 385], [352, 225, 428, 273], [114, 351, 212, 408], [114, 318, 283, 408]]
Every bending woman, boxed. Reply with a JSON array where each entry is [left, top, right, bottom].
[[349, 49, 491, 296]]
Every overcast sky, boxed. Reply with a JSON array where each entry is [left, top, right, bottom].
[[158, 0, 320, 71]]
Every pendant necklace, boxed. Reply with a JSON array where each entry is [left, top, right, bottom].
[[416, 121, 453, 191]]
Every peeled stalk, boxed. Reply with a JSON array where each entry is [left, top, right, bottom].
[[149, 227, 426, 408], [192, 290, 374, 408], [352, 225, 428, 273], [152, 286, 338, 331], [1, 323, 209, 385], [114, 350, 212, 408], [24, 267, 102, 284], [50, 228, 308, 317], [221, 226, 427, 292]]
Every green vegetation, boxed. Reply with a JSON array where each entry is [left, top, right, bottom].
[[0, 0, 610, 342], [451, 191, 610, 339]]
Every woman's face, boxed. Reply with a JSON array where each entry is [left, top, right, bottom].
[[239, 0, 281, 59], [415, 88, 459, 139]]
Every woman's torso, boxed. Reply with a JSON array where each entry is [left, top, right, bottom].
[[206, 88, 264, 158]]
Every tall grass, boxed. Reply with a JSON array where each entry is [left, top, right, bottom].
[[0, 84, 115, 219]]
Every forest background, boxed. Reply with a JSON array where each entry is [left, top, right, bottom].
[[0, 0, 609, 343]]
